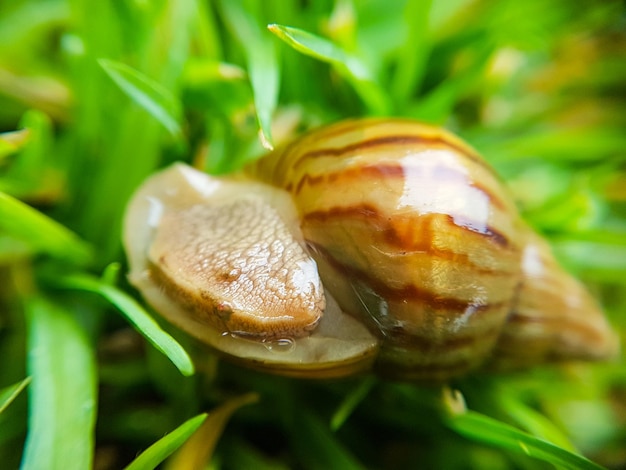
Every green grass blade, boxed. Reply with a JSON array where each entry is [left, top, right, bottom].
[[0, 377, 30, 414], [290, 411, 366, 470], [220, 1, 279, 148], [553, 240, 626, 283], [499, 395, 576, 452], [0, 129, 30, 162], [0, 111, 59, 200], [192, 0, 223, 59], [408, 44, 493, 123], [100, 261, 122, 285], [222, 438, 291, 470], [166, 393, 259, 469], [391, 0, 433, 103], [57, 274, 195, 376], [486, 129, 626, 163], [0, 191, 92, 264], [330, 377, 375, 431], [183, 59, 246, 84], [21, 297, 97, 470], [98, 58, 183, 140], [448, 411, 606, 470], [268, 24, 389, 115], [125, 413, 207, 470], [13, 110, 52, 177], [269, 24, 346, 64]]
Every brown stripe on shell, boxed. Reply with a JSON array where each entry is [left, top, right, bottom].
[[376, 365, 472, 381], [291, 163, 403, 195], [292, 133, 493, 175], [504, 312, 610, 346], [385, 323, 502, 351], [304, 204, 512, 251], [447, 214, 511, 248], [289, 162, 508, 211], [385, 361, 475, 376], [470, 181, 508, 212], [374, 353, 480, 381], [307, 240, 510, 311]]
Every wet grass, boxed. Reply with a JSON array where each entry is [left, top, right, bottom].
[[1, 0, 625, 468]]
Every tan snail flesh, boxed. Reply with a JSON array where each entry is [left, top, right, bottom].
[[123, 118, 618, 380]]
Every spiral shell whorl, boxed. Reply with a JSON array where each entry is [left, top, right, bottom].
[[248, 119, 533, 378]]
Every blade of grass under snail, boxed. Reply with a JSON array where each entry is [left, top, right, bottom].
[[57, 274, 195, 377], [100, 261, 122, 285], [165, 393, 259, 470], [124, 413, 207, 470], [466, 379, 579, 454], [330, 377, 376, 431], [268, 24, 390, 115], [288, 410, 366, 470], [0, 191, 92, 264], [498, 394, 576, 452], [0, 377, 30, 414], [21, 297, 97, 470], [220, 438, 291, 470], [98, 59, 184, 142], [219, 0, 279, 149], [447, 411, 606, 470]]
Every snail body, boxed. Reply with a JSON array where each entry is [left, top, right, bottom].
[[123, 118, 617, 380]]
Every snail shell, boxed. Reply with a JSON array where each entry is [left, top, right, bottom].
[[123, 118, 617, 381]]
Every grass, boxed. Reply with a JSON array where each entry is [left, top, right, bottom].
[[1, 0, 625, 468]]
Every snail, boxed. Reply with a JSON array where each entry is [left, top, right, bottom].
[[123, 118, 618, 381]]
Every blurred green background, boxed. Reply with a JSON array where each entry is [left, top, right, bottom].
[[1, 0, 625, 468]]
